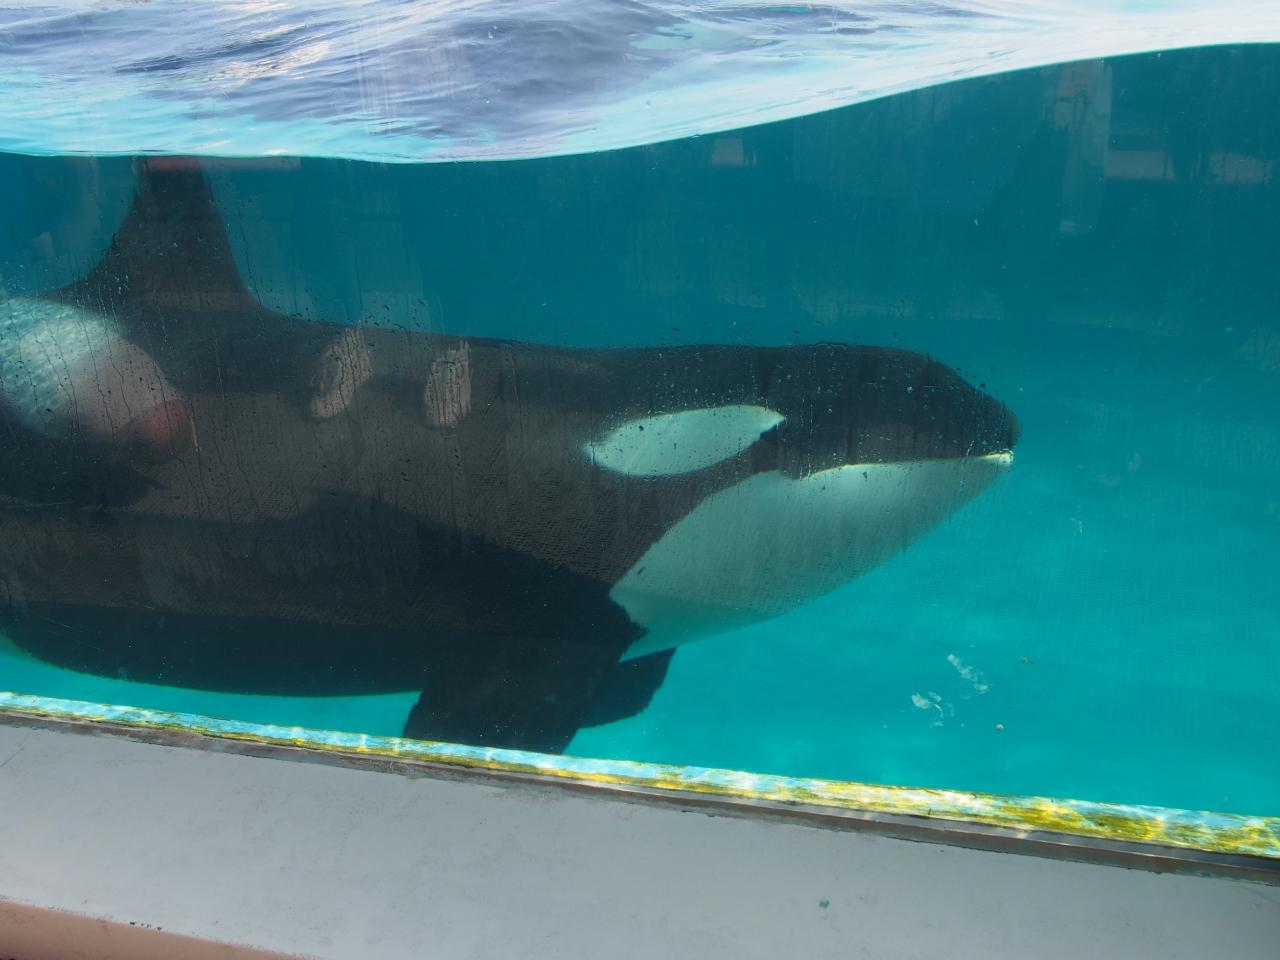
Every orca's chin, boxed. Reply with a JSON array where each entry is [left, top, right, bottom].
[[615, 449, 1016, 660]]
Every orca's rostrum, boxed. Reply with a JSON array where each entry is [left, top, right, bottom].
[[0, 160, 1018, 754]]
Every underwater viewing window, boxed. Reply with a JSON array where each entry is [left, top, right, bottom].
[[1, 4, 1279, 889]]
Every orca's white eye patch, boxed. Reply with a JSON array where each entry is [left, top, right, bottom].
[[585, 404, 784, 477]]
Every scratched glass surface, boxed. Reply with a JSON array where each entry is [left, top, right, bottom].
[[1, 4, 1278, 816]]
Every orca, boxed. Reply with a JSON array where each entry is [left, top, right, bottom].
[[0, 159, 1019, 753]]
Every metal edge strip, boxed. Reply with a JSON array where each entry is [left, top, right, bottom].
[[2, 691, 1277, 872]]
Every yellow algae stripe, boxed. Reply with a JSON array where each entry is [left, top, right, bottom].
[[2, 691, 1277, 860]]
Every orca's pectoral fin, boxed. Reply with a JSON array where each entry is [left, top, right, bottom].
[[579, 649, 674, 729], [404, 635, 631, 755]]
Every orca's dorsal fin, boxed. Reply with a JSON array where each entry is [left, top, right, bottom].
[[53, 157, 263, 321]]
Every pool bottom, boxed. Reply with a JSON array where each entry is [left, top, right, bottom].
[[1, 690, 1276, 876]]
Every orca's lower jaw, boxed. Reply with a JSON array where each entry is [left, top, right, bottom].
[[615, 450, 1014, 660]]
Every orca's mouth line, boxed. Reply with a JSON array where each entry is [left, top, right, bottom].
[[827, 450, 1015, 471], [934, 450, 1015, 467]]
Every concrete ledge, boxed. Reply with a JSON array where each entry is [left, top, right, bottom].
[[1, 721, 1278, 959], [3, 692, 1278, 870]]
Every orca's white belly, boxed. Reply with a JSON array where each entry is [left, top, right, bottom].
[[615, 453, 1012, 659]]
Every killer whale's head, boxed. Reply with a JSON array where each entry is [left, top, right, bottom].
[[587, 345, 1019, 658]]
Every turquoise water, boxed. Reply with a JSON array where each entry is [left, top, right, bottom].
[[2, 40, 1278, 816]]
